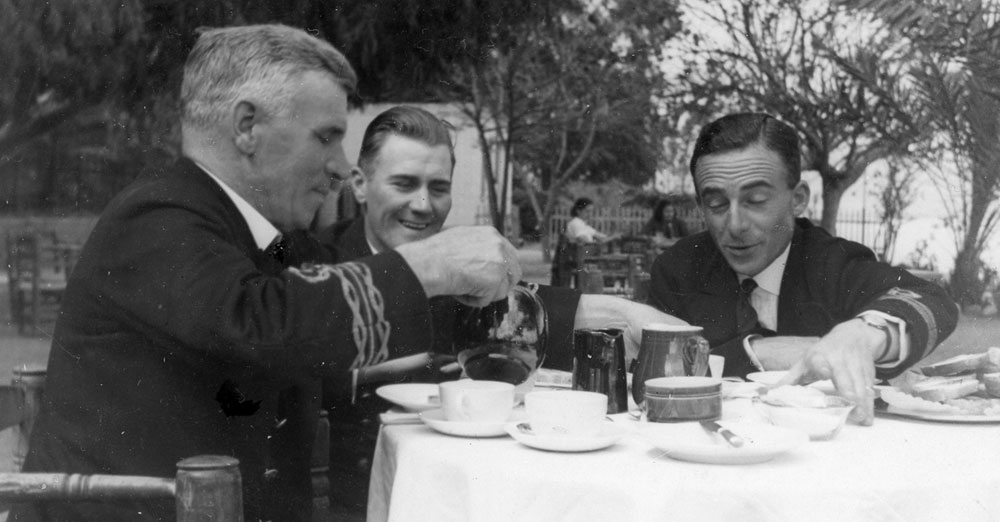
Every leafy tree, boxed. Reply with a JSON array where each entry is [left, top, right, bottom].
[[672, 0, 923, 234], [428, 0, 682, 257], [836, 0, 1000, 305]]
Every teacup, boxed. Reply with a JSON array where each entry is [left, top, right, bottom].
[[524, 390, 607, 437], [439, 380, 515, 424]]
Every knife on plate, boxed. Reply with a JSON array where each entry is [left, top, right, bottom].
[[700, 420, 744, 448]]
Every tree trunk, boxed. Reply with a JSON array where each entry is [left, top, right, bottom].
[[819, 180, 846, 235]]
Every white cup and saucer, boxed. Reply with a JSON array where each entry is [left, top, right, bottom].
[[419, 380, 521, 437], [505, 390, 633, 452]]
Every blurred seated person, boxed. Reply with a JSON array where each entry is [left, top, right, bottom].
[[649, 112, 957, 426], [565, 197, 613, 244], [317, 105, 683, 515], [642, 199, 689, 247]]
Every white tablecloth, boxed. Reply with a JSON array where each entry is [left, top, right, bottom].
[[368, 399, 1000, 522]]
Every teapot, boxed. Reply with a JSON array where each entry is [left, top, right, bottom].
[[456, 283, 548, 386]]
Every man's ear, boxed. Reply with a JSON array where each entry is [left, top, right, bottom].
[[791, 180, 810, 217], [233, 101, 259, 156], [350, 167, 367, 205]]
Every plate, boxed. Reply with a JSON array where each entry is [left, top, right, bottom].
[[640, 421, 808, 465], [504, 420, 632, 452], [876, 405, 1000, 424], [375, 383, 440, 412], [419, 408, 522, 437], [746, 371, 836, 394]]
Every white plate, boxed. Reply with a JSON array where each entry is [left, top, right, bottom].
[[504, 420, 632, 452], [641, 421, 808, 465], [746, 371, 836, 394], [419, 408, 522, 437], [375, 383, 440, 412], [877, 406, 1000, 424]]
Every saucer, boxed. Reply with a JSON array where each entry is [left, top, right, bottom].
[[640, 421, 807, 465], [376, 383, 440, 412], [504, 420, 632, 452], [419, 408, 522, 437]]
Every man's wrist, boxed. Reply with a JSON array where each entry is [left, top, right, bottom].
[[856, 315, 891, 362]]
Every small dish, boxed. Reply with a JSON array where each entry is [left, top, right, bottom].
[[754, 394, 854, 440], [419, 408, 523, 438], [746, 371, 836, 394], [504, 420, 631, 452], [375, 383, 440, 412], [641, 421, 807, 465]]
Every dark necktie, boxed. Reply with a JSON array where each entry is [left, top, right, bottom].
[[265, 235, 287, 265], [736, 278, 761, 337]]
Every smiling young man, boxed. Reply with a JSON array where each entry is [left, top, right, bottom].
[[649, 112, 957, 425]]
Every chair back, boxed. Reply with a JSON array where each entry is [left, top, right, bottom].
[[5, 228, 80, 334], [0, 455, 243, 522]]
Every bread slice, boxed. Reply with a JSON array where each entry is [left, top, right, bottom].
[[977, 347, 1000, 377], [910, 376, 981, 402], [921, 353, 989, 377], [982, 372, 1000, 399]]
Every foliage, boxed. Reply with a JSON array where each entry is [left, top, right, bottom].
[[837, 0, 1000, 305], [670, 0, 924, 234], [872, 157, 916, 263], [428, 0, 682, 257]]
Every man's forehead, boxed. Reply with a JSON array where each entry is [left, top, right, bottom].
[[694, 148, 786, 192]]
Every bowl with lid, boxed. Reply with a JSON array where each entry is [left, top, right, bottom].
[[643, 376, 722, 422]]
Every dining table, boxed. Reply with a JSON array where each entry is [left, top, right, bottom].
[[367, 391, 1000, 522]]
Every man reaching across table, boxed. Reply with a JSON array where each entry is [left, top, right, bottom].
[[13, 25, 520, 522], [649, 112, 957, 425]]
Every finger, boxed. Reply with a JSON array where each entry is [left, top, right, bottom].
[[439, 362, 462, 373], [775, 361, 808, 387]]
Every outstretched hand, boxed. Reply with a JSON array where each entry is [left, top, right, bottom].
[[777, 319, 885, 426]]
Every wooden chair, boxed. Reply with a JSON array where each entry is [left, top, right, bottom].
[[6, 229, 80, 334], [0, 454, 243, 522], [0, 365, 330, 522]]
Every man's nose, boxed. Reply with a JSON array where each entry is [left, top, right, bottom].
[[409, 187, 432, 213], [725, 204, 750, 235], [325, 145, 350, 183]]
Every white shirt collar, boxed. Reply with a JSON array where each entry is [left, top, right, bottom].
[[193, 160, 280, 251], [740, 242, 791, 295]]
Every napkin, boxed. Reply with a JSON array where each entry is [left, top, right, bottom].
[[379, 407, 422, 425]]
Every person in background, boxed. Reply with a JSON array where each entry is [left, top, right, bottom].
[[565, 197, 612, 244], [649, 112, 957, 426], [12, 25, 520, 522], [642, 199, 689, 247], [317, 105, 685, 515]]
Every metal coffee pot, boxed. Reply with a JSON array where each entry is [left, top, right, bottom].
[[457, 284, 548, 386]]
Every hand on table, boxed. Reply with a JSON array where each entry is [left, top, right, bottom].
[[777, 318, 886, 426]]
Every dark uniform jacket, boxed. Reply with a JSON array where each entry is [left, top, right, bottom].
[[650, 218, 957, 379], [12, 159, 434, 522]]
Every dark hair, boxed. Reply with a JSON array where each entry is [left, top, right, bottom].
[[570, 197, 594, 217], [357, 106, 455, 174], [651, 200, 672, 224], [688, 113, 801, 188]]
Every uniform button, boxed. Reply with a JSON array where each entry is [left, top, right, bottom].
[[264, 469, 279, 481]]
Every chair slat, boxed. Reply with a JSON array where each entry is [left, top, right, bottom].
[[0, 473, 175, 500]]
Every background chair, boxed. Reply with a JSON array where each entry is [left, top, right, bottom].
[[6, 229, 80, 334]]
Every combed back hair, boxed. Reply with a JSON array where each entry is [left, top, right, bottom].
[[181, 24, 357, 130], [357, 106, 456, 175], [688, 113, 801, 189], [570, 197, 594, 217]]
